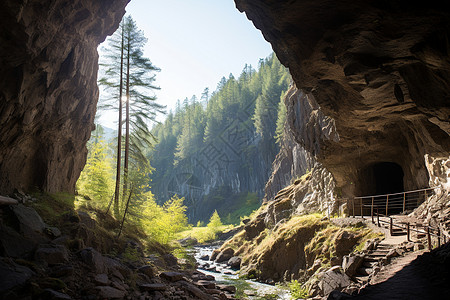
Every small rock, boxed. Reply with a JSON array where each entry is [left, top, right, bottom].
[[200, 255, 209, 261], [139, 283, 167, 291], [95, 286, 125, 299], [217, 284, 236, 293], [138, 265, 154, 278], [386, 249, 399, 259], [215, 248, 234, 263], [414, 243, 425, 251], [163, 253, 178, 266], [196, 280, 215, 289], [42, 288, 72, 300], [50, 265, 74, 277], [111, 269, 125, 281], [159, 271, 184, 282], [111, 281, 127, 291], [45, 226, 61, 238], [94, 273, 109, 286], [180, 281, 215, 300], [227, 257, 241, 270]]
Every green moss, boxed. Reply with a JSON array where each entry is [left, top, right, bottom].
[[288, 280, 309, 299]]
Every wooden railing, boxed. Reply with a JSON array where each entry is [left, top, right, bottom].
[[344, 187, 449, 250], [349, 187, 435, 217], [371, 208, 449, 250]]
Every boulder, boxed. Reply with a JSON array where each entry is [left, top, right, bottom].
[[0, 259, 34, 293], [79, 247, 106, 273], [335, 231, 359, 258], [342, 254, 364, 277], [35, 244, 69, 265], [94, 273, 109, 286], [316, 266, 352, 297], [0, 224, 36, 258], [11, 204, 46, 236], [159, 271, 184, 282], [177, 237, 198, 247], [215, 248, 234, 263], [244, 215, 266, 239], [95, 286, 125, 299], [227, 256, 241, 270]]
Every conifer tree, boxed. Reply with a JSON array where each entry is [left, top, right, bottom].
[[98, 15, 164, 218]]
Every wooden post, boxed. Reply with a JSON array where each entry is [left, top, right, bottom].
[[403, 193, 406, 213], [371, 198, 374, 224], [386, 194, 389, 215], [437, 227, 441, 247], [377, 208, 380, 227], [360, 198, 363, 218], [427, 226, 432, 250], [407, 223, 410, 242], [352, 198, 355, 218], [390, 217, 393, 236]]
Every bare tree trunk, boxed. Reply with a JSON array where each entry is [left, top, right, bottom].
[[113, 22, 124, 219], [122, 28, 131, 201], [117, 184, 133, 238]]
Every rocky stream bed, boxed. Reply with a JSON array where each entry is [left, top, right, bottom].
[[191, 245, 291, 300]]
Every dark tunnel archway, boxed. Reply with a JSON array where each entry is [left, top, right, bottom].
[[358, 162, 405, 196], [372, 162, 404, 195]]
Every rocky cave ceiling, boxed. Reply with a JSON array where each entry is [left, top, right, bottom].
[[0, 0, 449, 197], [235, 0, 450, 196]]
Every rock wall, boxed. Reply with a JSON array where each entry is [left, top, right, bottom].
[[235, 0, 450, 198], [0, 0, 129, 194], [264, 85, 337, 216]]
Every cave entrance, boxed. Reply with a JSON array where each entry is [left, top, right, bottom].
[[372, 162, 404, 195], [358, 162, 405, 215]]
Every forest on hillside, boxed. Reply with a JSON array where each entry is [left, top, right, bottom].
[[149, 53, 291, 223]]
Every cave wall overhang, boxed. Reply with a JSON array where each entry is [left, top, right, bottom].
[[0, 0, 129, 194], [235, 0, 450, 197]]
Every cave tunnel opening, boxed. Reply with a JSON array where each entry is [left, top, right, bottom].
[[358, 162, 406, 215], [372, 162, 404, 195]]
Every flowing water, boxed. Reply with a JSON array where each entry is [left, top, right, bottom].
[[190, 245, 291, 300]]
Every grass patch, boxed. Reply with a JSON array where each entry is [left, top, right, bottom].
[[288, 280, 309, 299], [176, 224, 233, 243], [29, 192, 75, 227]]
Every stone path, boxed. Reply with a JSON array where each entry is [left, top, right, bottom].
[[335, 216, 450, 300]]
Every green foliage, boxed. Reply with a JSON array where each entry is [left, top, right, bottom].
[[77, 135, 114, 209], [140, 194, 190, 244], [207, 210, 223, 231], [288, 280, 309, 299], [275, 93, 287, 146], [122, 245, 140, 263]]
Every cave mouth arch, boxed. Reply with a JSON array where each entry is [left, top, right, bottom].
[[372, 162, 404, 195], [359, 162, 405, 196]]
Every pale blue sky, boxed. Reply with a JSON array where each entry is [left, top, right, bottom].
[[98, 0, 272, 128]]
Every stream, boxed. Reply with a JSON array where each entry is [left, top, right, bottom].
[[190, 245, 291, 300]]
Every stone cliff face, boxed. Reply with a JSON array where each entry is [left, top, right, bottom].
[[236, 0, 450, 198], [0, 0, 128, 194]]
